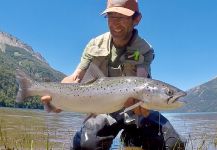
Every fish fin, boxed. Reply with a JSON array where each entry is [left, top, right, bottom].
[[80, 63, 105, 84], [15, 69, 33, 102], [119, 101, 144, 115], [81, 77, 98, 85]]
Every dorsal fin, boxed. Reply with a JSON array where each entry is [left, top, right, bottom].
[[80, 63, 105, 84]]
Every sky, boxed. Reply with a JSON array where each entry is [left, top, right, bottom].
[[0, 0, 217, 91]]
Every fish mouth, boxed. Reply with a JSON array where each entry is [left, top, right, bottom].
[[167, 92, 187, 104]]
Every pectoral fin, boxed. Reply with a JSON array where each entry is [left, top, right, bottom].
[[119, 101, 144, 115]]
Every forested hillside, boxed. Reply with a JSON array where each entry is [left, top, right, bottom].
[[0, 33, 65, 109]]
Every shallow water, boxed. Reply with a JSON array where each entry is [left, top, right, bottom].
[[0, 108, 217, 149], [163, 112, 217, 150], [0, 108, 85, 149]]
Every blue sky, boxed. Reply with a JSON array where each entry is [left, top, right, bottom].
[[0, 0, 217, 91]]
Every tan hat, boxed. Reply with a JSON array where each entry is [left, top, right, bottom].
[[102, 0, 139, 16]]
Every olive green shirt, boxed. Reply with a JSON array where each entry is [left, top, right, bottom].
[[77, 30, 154, 77]]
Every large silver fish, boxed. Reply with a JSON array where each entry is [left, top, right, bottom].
[[15, 66, 186, 114]]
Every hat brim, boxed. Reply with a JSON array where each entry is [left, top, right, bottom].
[[101, 7, 134, 16]]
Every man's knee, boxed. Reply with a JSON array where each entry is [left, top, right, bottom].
[[70, 114, 117, 150]]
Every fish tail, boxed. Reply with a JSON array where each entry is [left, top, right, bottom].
[[15, 69, 33, 102]]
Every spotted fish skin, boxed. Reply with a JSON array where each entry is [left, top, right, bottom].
[[16, 70, 186, 114]]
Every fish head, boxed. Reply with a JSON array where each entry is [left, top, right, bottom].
[[142, 79, 187, 110]]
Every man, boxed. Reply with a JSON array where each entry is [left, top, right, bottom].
[[41, 0, 186, 149]]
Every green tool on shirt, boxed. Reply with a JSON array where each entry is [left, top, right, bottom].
[[125, 50, 140, 61]]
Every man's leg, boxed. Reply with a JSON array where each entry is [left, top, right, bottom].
[[120, 111, 186, 149], [71, 114, 120, 150]]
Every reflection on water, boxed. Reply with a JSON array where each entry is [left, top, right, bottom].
[[0, 108, 217, 149]]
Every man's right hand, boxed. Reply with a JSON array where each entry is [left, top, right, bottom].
[[40, 68, 86, 113], [41, 95, 62, 113], [41, 95, 52, 104]]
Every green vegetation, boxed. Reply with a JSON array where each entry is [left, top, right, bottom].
[[0, 110, 69, 149], [186, 133, 217, 150], [0, 44, 65, 109]]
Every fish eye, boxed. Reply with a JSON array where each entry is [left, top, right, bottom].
[[166, 89, 174, 96]]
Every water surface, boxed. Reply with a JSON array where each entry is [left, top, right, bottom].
[[0, 108, 216, 149]]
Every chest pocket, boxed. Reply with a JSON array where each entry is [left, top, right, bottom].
[[121, 63, 137, 76], [120, 52, 144, 76]]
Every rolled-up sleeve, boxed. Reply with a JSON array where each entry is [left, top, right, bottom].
[[77, 39, 94, 70]]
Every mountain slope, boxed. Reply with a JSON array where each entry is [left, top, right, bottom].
[[0, 32, 65, 109], [175, 77, 217, 112], [0, 31, 47, 63]]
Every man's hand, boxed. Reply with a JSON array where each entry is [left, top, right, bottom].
[[61, 75, 79, 83], [41, 95, 62, 113], [61, 68, 86, 83], [41, 68, 86, 113], [124, 98, 150, 117], [41, 95, 52, 104]]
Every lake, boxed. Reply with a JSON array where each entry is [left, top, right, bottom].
[[0, 108, 217, 150]]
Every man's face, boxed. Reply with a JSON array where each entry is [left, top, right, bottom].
[[107, 12, 135, 42]]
